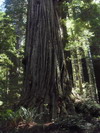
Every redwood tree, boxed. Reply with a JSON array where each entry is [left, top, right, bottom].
[[20, 0, 74, 121]]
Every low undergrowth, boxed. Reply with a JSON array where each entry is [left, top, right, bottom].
[[0, 100, 100, 133], [0, 106, 44, 130]]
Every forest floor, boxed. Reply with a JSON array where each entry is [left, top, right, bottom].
[[0, 100, 100, 133]]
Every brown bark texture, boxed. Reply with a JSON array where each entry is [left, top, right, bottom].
[[20, 0, 74, 120]]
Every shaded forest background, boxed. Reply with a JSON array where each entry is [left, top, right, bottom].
[[0, 0, 100, 132]]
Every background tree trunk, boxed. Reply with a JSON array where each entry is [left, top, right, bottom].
[[71, 49, 79, 89], [84, 45, 98, 102], [76, 47, 84, 94]]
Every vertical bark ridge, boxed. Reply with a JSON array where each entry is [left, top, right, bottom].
[[19, 0, 73, 120]]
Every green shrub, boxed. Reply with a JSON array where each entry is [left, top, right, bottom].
[[0, 106, 44, 128]]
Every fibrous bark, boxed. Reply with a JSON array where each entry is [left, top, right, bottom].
[[20, 0, 74, 121]]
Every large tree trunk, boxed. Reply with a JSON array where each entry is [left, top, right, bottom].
[[20, 0, 74, 121]]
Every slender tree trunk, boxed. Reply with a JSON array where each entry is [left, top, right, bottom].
[[71, 49, 79, 89], [20, 0, 74, 121], [71, 47, 85, 97], [77, 47, 84, 94], [84, 45, 98, 102]]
